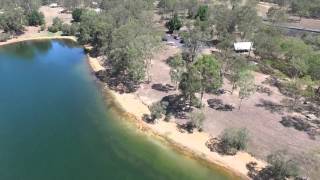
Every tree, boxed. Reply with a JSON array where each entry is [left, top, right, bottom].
[[194, 55, 222, 103], [308, 54, 320, 80], [158, 0, 180, 16], [165, 13, 182, 33], [0, 8, 25, 33], [169, 55, 186, 87], [179, 66, 201, 106], [149, 101, 168, 120], [267, 7, 288, 24], [261, 151, 299, 180], [219, 128, 249, 155], [27, 10, 45, 26], [237, 70, 255, 110], [72, 8, 84, 22], [61, 23, 79, 36], [181, 0, 199, 18], [280, 38, 312, 79], [254, 27, 282, 59], [48, 17, 63, 33], [180, 21, 204, 63], [195, 5, 209, 21], [74, 0, 161, 91], [229, 56, 251, 94], [236, 5, 261, 40]]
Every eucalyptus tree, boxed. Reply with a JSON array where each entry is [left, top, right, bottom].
[[237, 69, 255, 110], [229, 56, 252, 94], [0, 8, 25, 33], [194, 55, 222, 103], [169, 55, 186, 87], [280, 38, 312, 79], [179, 66, 201, 106]]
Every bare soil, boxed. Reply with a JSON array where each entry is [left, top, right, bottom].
[[134, 43, 320, 178]]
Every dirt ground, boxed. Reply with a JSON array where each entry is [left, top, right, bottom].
[[1, 6, 72, 41], [39, 6, 72, 26], [257, 2, 320, 31], [133, 42, 320, 178]]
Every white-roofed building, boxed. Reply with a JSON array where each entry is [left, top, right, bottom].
[[49, 3, 58, 8], [234, 42, 253, 53]]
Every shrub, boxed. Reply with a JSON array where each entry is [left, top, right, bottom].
[[189, 110, 205, 131], [40, 24, 46, 31], [48, 25, 59, 33], [149, 101, 168, 120], [27, 10, 45, 26], [219, 128, 249, 155], [62, 23, 79, 36], [0, 33, 10, 42], [48, 17, 63, 33], [262, 152, 299, 179], [72, 8, 84, 22], [165, 14, 182, 33], [61, 24, 71, 35], [195, 5, 209, 21]]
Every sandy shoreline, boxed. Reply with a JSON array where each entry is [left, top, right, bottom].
[[85, 51, 267, 179], [0, 36, 266, 179], [0, 35, 77, 46]]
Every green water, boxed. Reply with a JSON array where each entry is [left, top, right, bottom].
[[0, 40, 237, 180]]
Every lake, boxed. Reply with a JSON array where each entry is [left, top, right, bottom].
[[0, 39, 238, 180]]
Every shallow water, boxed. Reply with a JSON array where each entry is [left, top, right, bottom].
[[0, 39, 238, 180]]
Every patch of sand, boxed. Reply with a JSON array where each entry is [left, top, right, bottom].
[[87, 56, 105, 72], [0, 35, 76, 46], [87, 53, 267, 178], [107, 88, 266, 178]]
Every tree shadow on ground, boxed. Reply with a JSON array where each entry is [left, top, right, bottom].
[[95, 70, 140, 93], [151, 83, 176, 93], [207, 98, 235, 111], [255, 99, 286, 114], [256, 85, 273, 96], [205, 138, 238, 155], [160, 94, 192, 117], [280, 116, 319, 140]]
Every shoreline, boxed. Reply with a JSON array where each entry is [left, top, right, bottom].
[[85, 47, 267, 179], [0, 35, 77, 46], [0, 36, 265, 179]]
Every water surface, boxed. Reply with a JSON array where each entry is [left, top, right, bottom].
[[0, 39, 237, 180]]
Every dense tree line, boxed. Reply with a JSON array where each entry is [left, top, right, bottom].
[[0, 0, 45, 34], [75, 0, 160, 91]]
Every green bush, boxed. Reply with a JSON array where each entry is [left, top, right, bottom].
[[40, 24, 46, 31], [48, 26, 59, 33], [195, 5, 209, 21], [27, 10, 45, 26], [48, 17, 63, 33], [0, 33, 10, 42], [61, 24, 71, 35], [72, 8, 84, 22], [61, 23, 79, 36], [149, 101, 168, 120], [219, 128, 249, 155], [189, 110, 205, 131], [165, 14, 182, 33], [265, 152, 299, 179]]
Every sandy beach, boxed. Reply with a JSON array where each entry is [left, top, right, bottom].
[[0, 35, 77, 46], [86, 53, 267, 179], [0, 34, 266, 179]]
